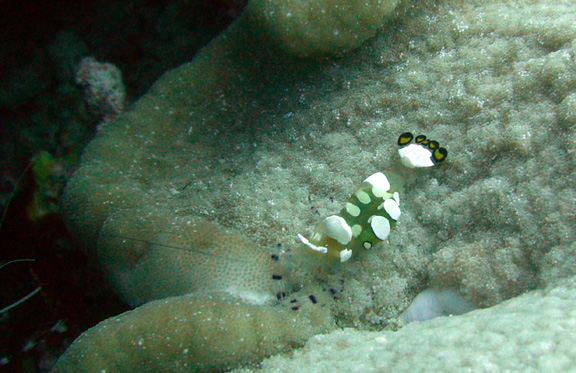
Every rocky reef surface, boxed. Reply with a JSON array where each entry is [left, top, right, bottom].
[[55, 0, 576, 370]]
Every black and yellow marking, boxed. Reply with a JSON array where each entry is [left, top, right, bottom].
[[415, 134, 427, 143], [398, 132, 448, 164], [397, 132, 414, 146], [432, 147, 448, 163]]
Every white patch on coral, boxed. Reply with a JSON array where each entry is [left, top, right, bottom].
[[400, 288, 475, 324], [228, 289, 275, 305]]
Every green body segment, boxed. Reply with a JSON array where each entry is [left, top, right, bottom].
[[300, 172, 401, 263], [340, 181, 398, 250]]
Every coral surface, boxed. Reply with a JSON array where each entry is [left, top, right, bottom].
[[57, 0, 576, 370]]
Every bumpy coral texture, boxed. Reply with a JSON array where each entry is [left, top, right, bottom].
[[248, 0, 400, 57], [55, 291, 333, 371], [98, 213, 281, 306], [57, 0, 400, 370], [254, 276, 576, 371], [59, 0, 576, 370]]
